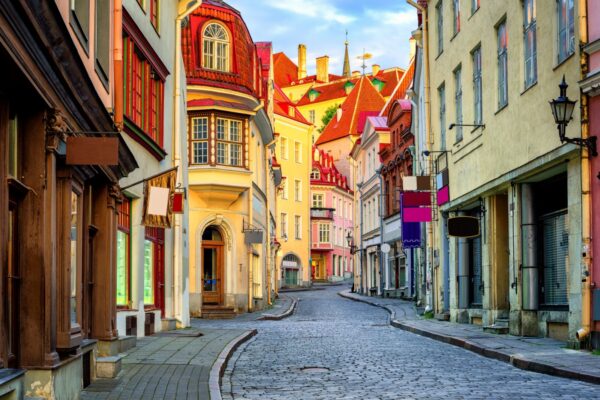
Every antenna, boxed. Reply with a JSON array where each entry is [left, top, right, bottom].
[[356, 49, 372, 75]]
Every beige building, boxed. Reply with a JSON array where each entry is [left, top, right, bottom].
[[425, 0, 584, 342]]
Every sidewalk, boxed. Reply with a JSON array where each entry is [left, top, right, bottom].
[[81, 295, 295, 400], [339, 289, 600, 384]]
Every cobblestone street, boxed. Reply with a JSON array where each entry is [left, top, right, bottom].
[[197, 286, 599, 400]]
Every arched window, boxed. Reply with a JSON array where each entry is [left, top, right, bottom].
[[310, 168, 320, 180], [203, 23, 229, 72]]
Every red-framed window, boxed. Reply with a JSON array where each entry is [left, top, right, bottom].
[[150, 0, 159, 30], [144, 227, 165, 315], [116, 199, 131, 308], [123, 33, 165, 147]]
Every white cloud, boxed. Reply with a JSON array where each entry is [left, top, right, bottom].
[[262, 0, 356, 24], [365, 8, 416, 25]]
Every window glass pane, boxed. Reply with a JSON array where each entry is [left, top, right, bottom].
[[217, 142, 227, 164], [230, 144, 241, 166], [454, 67, 463, 142], [193, 117, 208, 140], [230, 120, 240, 142], [217, 119, 226, 140], [70, 191, 79, 326], [71, 0, 90, 39], [144, 240, 154, 304], [8, 114, 18, 177], [193, 142, 208, 164], [203, 39, 214, 68], [116, 230, 128, 306]]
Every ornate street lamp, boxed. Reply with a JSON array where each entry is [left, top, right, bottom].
[[550, 76, 597, 157], [346, 230, 355, 254]]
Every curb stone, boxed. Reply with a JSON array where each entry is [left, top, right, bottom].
[[259, 296, 298, 321], [339, 290, 600, 385], [209, 329, 257, 400]]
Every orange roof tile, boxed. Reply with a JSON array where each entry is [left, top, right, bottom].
[[380, 60, 415, 117], [315, 76, 386, 146], [274, 84, 311, 125], [273, 52, 299, 87]]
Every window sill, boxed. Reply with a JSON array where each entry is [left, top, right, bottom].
[[123, 118, 166, 161], [553, 52, 575, 71], [495, 103, 509, 115], [450, 31, 460, 42], [468, 7, 480, 20], [435, 50, 444, 61], [470, 124, 484, 134], [520, 81, 538, 96]]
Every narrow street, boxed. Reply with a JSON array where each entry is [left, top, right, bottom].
[[198, 286, 597, 400]]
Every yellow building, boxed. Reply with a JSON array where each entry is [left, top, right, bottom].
[[182, 3, 277, 316], [273, 86, 313, 287], [424, 0, 584, 341]]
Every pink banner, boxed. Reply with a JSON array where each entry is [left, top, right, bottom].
[[437, 186, 450, 206], [403, 207, 432, 222]]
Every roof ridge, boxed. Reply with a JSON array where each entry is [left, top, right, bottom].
[[347, 77, 366, 135]]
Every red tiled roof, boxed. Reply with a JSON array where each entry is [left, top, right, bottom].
[[273, 52, 299, 87], [311, 146, 353, 193], [295, 68, 405, 107], [367, 116, 390, 132], [380, 60, 415, 117], [315, 76, 386, 146], [357, 111, 380, 135], [274, 84, 311, 125]]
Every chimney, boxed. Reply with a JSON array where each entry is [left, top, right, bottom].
[[352, 70, 360, 78], [316, 56, 330, 83], [409, 37, 417, 60], [372, 64, 381, 76], [336, 106, 342, 121], [298, 44, 307, 79]]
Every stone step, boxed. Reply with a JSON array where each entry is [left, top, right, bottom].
[[434, 313, 450, 321], [161, 318, 177, 331], [202, 312, 236, 319], [494, 318, 509, 327], [483, 325, 509, 335], [119, 335, 137, 353], [96, 355, 123, 379]]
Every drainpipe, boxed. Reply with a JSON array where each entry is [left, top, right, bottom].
[[247, 136, 254, 313], [359, 184, 365, 293], [577, 0, 592, 342], [377, 167, 385, 296], [113, 0, 123, 130]]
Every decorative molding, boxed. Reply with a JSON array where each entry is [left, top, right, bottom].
[[45, 108, 68, 153]]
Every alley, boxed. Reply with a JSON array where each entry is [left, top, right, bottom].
[[200, 286, 598, 400]]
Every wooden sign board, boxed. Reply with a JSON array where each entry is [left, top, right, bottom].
[[448, 216, 480, 238], [66, 136, 119, 166]]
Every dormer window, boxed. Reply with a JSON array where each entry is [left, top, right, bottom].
[[372, 78, 384, 92], [344, 81, 355, 94], [203, 23, 229, 72], [310, 168, 320, 180], [308, 89, 320, 102]]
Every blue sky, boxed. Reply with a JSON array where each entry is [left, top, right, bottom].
[[232, 0, 418, 75]]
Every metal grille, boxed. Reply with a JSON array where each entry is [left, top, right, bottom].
[[542, 212, 568, 306]]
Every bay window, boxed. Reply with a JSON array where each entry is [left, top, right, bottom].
[[189, 114, 246, 167]]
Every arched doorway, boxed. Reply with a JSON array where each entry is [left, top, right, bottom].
[[202, 226, 224, 305], [282, 254, 301, 287]]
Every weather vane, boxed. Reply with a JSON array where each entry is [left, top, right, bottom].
[[357, 49, 372, 75]]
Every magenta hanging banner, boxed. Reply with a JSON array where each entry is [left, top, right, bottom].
[[402, 191, 431, 207], [403, 207, 432, 222], [437, 185, 450, 206]]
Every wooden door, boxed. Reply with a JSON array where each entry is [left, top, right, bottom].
[[202, 244, 223, 305], [155, 242, 165, 317]]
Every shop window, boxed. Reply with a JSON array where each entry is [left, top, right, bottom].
[[144, 227, 164, 309], [468, 236, 483, 307], [116, 199, 131, 307], [70, 189, 82, 327]]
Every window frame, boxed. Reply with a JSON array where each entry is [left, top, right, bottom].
[[202, 22, 230, 72], [150, 0, 159, 32], [452, 0, 461, 36], [116, 199, 132, 308], [216, 117, 243, 167], [144, 227, 164, 310], [436, 1, 444, 55], [280, 212, 288, 238], [472, 46, 483, 125], [438, 83, 446, 151], [70, 0, 90, 51], [557, 0, 575, 64], [497, 20, 509, 109], [294, 141, 302, 163], [454, 65, 463, 143], [471, 0, 480, 15], [280, 137, 289, 160], [294, 215, 302, 240], [294, 179, 302, 202], [312, 193, 324, 208], [524, 0, 537, 89], [188, 113, 246, 168], [319, 223, 330, 243]]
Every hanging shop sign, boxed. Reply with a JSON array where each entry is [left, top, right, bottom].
[[447, 216, 480, 238], [66, 136, 119, 165]]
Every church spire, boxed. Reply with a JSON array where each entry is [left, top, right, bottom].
[[343, 30, 351, 79]]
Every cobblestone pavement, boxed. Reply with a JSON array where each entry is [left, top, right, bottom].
[[195, 286, 599, 400]]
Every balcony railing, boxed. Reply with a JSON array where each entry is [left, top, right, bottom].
[[310, 207, 335, 220], [312, 242, 334, 251]]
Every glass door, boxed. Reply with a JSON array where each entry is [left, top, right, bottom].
[[202, 245, 222, 304]]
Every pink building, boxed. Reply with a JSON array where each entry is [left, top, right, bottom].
[[310, 147, 354, 282], [582, 0, 600, 348]]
